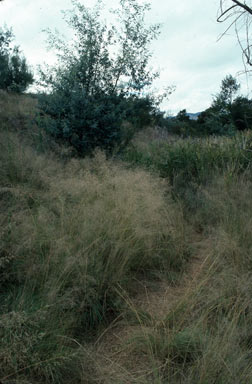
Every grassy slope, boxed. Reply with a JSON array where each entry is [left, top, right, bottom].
[[0, 93, 188, 383], [1, 96, 252, 383]]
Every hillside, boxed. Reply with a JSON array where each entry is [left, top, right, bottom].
[[1, 92, 252, 383]]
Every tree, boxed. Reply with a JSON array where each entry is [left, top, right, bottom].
[[230, 96, 252, 130], [176, 109, 190, 122], [197, 75, 240, 135], [38, 0, 164, 155], [218, 1, 252, 69], [212, 74, 240, 108], [0, 26, 33, 93], [42, 0, 160, 96]]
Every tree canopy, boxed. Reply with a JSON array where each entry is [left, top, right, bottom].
[[38, 0, 164, 155], [0, 26, 33, 93]]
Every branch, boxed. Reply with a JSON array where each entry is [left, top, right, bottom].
[[218, 1, 252, 23], [217, 10, 246, 40], [217, 4, 239, 22], [231, 0, 252, 16]]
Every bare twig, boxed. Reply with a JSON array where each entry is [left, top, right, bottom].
[[218, 0, 252, 70]]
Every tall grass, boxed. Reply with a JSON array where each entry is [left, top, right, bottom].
[[0, 120, 188, 382], [2, 92, 252, 383], [103, 173, 252, 383], [0, 90, 37, 131], [123, 130, 252, 193]]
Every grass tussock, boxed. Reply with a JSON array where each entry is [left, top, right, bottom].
[[0, 118, 188, 383]]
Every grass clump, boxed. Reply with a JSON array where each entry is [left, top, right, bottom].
[[0, 309, 88, 384], [0, 114, 188, 382], [7, 151, 188, 330]]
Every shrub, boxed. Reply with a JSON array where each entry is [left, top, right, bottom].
[[38, 89, 127, 156]]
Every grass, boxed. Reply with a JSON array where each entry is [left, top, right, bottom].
[[1, 92, 252, 383], [122, 128, 252, 195], [100, 173, 252, 383], [0, 93, 189, 383]]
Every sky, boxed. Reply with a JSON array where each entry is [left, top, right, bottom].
[[0, 0, 250, 114]]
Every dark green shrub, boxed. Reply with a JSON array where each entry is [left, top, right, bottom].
[[38, 89, 127, 156], [197, 109, 236, 136], [231, 96, 252, 131]]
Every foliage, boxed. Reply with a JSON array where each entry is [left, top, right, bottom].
[[215, 74, 240, 105], [38, 0, 162, 155], [0, 26, 33, 93], [122, 131, 252, 196], [38, 89, 126, 155], [162, 75, 251, 138], [230, 96, 252, 130], [176, 109, 191, 123], [196, 75, 239, 135]]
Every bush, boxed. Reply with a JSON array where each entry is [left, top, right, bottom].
[[38, 89, 128, 156]]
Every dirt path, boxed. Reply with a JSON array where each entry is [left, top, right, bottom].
[[94, 235, 209, 383]]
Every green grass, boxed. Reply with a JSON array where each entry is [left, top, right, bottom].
[[122, 131, 252, 194]]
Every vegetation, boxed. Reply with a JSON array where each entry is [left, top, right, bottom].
[[1, 80, 252, 382], [0, 92, 190, 383], [37, 0, 164, 156], [160, 75, 252, 137], [123, 129, 252, 200], [0, 26, 33, 93], [1, 1, 252, 383]]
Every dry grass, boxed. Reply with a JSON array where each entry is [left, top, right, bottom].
[[2, 92, 252, 384], [0, 112, 189, 383], [0, 90, 37, 131], [91, 173, 252, 384]]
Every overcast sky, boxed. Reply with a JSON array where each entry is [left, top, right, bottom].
[[0, 0, 249, 114]]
